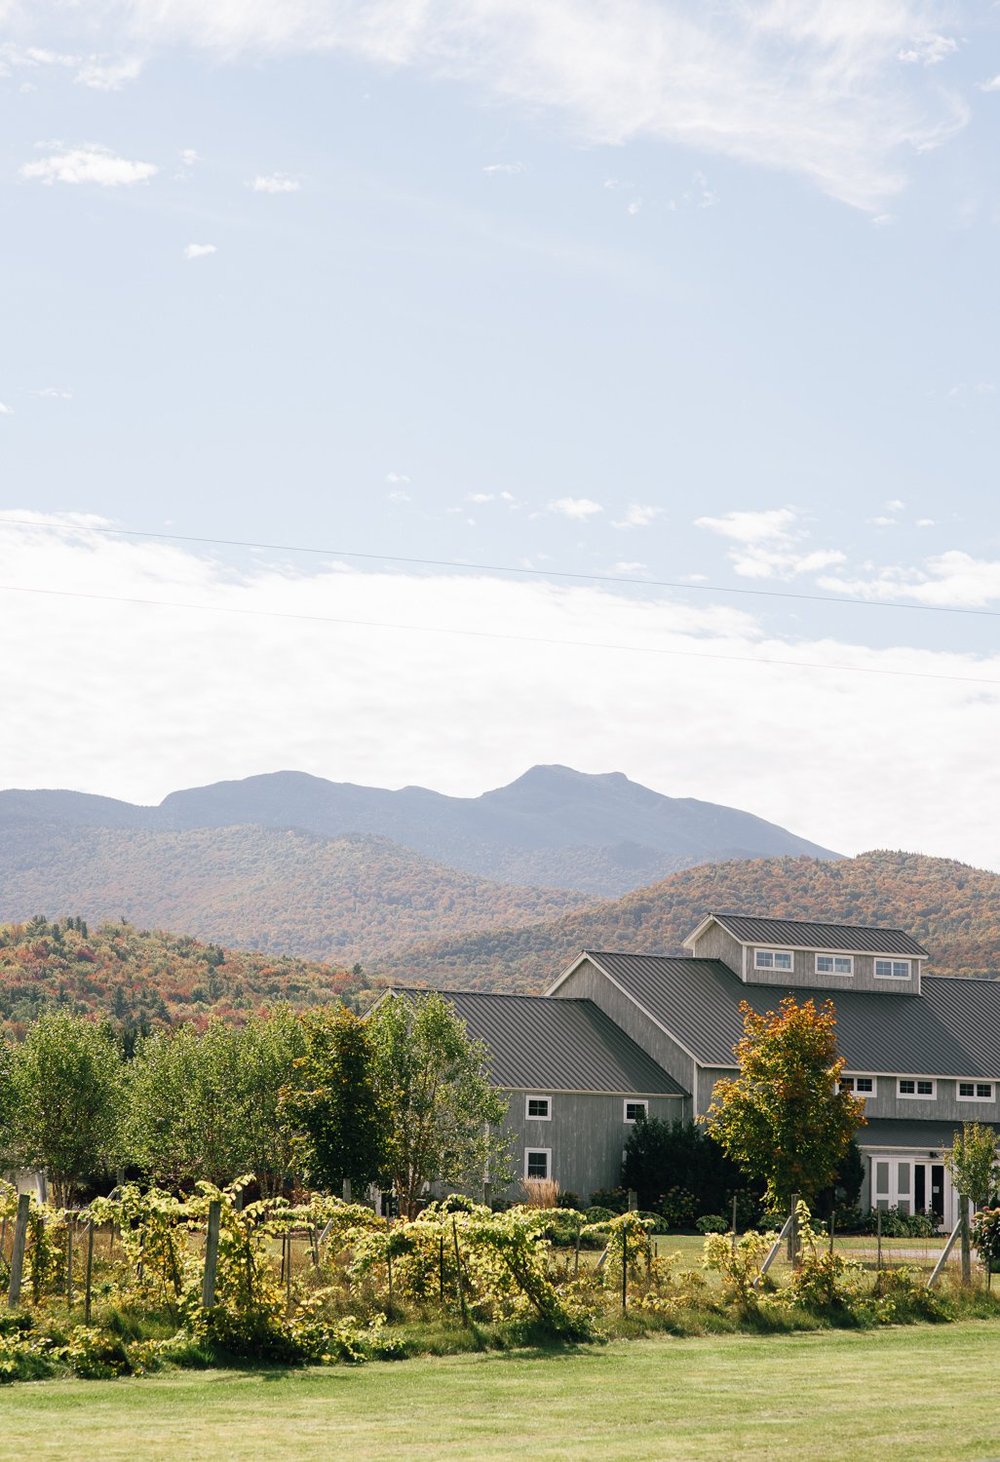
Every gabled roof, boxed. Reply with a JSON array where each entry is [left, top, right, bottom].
[[383, 987, 686, 1097], [581, 951, 1000, 1080], [690, 912, 928, 958]]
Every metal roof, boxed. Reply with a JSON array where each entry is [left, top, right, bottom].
[[385, 987, 687, 1096], [704, 913, 928, 957], [584, 951, 1000, 1080]]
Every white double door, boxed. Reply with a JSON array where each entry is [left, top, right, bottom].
[[871, 1154, 953, 1230]]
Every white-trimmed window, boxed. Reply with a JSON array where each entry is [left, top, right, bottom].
[[624, 1100, 648, 1124], [958, 1081, 995, 1102], [875, 959, 912, 980], [841, 1075, 876, 1098], [754, 949, 793, 972], [898, 1078, 935, 1099], [816, 954, 854, 976], [524, 1148, 550, 1180], [525, 1095, 552, 1121]]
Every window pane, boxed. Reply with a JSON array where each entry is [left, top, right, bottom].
[[875, 1162, 890, 1196], [896, 1163, 910, 1195], [775, 952, 792, 969], [834, 957, 852, 973], [978, 1085, 993, 1098], [857, 1078, 873, 1093], [526, 1151, 548, 1179], [817, 956, 833, 972], [899, 1080, 915, 1094], [960, 1083, 974, 1096], [917, 1081, 933, 1095], [527, 1098, 549, 1118]]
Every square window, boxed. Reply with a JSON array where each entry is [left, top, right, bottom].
[[817, 955, 854, 975], [959, 1082, 975, 1098], [525, 1096, 551, 1120], [898, 1079, 916, 1095], [755, 949, 793, 972], [899, 1078, 935, 1099], [524, 1149, 549, 1180], [917, 1080, 933, 1096], [624, 1100, 648, 1124], [856, 1077, 874, 1094], [978, 1084, 993, 1099]]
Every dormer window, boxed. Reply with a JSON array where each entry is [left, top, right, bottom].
[[754, 949, 793, 972], [875, 959, 912, 980], [816, 954, 854, 976]]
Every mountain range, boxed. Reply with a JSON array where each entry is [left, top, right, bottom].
[[0, 762, 837, 900]]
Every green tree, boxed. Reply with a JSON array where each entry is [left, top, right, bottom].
[[125, 1022, 247, 1188], [707, 997, 865, 1208], [235, 1007, 307, 1196], [947, 1122, 999, 1209], [11, 1012, 124, 1205], [367, 993, 512, 1217], [281, 1007, 385, 1197], [0, 1033, 16, 1171]]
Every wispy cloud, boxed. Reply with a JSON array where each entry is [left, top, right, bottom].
[[819, 550, 1000, 610], [548, 497, 604, 520], [21, 144, 157, 187], [0, 403, 13, 417], [483, 162, 526, 175], [10, 0, 969, 209], [183, 242, 217, 259], [0, 43, 142, 90], [249, 173, 301, 193], [696, 507, 845, 579], [613, 504, 662, 529], [33, 387, 72, 400]]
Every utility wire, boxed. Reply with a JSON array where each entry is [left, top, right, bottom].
[[2, 581, 998, 690], [0, 516, 994, 619]]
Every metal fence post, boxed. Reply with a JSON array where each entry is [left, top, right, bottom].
[[7, 1194, 31, 1309]]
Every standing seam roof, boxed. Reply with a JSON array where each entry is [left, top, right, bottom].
[[584, 951, 1000, 1079], [705, 913, 928, 957]]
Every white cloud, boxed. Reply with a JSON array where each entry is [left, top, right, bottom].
[[548, 497, 604, 520], [0, 43, 141, 89], [819, 550, 1000, 610], [74, 55, 143, 89], [183, 243, 217, 259], [884, 498, 905, 511], [249, 173, 301, 193], [695, 507, 798, 545], [917, 518, 935, 528], [898, 33, 958, 66], [34, 387, 72, 400], [386, 472, 410, 485], [626, 199, 642, 216], [1, 512, 999, 872], [869, 516, 897, 527], [466, 493, 494, 504], [387, 489, 411, 503], [0, 403, 12, 416], [483, 162, 526, 175], [180, 148, 200, 166], [979, 75, 1000, 93], [607, 561, 648, 576], [6, 0, 970, 210], [613, 504, 662, 529], [21, 144, 157, 187], [696, 507, 845, 579]]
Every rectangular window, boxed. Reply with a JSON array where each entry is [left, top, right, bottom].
[[624, 1100, 648, 1124], [898, 1078, 935, 1099], [525, 1096, 551, 1120], [524, 1149, 550, 1180], [754, 949, 794, 972], [958, 1082, 994, 1102], [840, 1075, 875, 1097], [816, 954, 854, 975], [874, 959, 912, 980]]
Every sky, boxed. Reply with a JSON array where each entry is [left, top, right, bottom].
[[2, 1, 1000, 870]]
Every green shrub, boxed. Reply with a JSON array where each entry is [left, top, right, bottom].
[[585, 1205, 615, 1224], [658, 1187, 698, 1230], [588, 1188, 629, 1214], [862, 1207, 937, 1238], [696, 1214, 728, 1235]]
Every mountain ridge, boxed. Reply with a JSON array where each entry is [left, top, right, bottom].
[[0, 764, 839, 897]]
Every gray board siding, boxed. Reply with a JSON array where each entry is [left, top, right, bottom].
[[549, 959, 696, 1118], [741, 949, 922, 997], [688, 923, 744, 977], [859, 1118, 1000, 1150], [503, 1091, 683, 1202], [388, 987, 685, 1096], [709, 914, 927, 958], [583, 952, 1000, 1081]]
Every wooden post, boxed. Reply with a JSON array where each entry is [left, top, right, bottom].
[[7, 1194, 30, 1310], [960, 1195, 972, 1285], [876, 1207, 883, 1271], [574, 1228, 580, 1278], [627, 1189, 638, 1213], [285, 1236, 293, 1314], [309, 1227, 320, 1267], [787, 1194, 799, 1266], [451, 1217, 467, 1326], [731, 1194, 738, 1257], [202, 1199, 221, 1308], [84, 1223, 95, 1324], [1, 1215, 7, 1260], [387, 1250, 393, 1316], [66, 1220, 74, 1310], [621, 1227, 628, 1313], [829, 1210, 835, 1258], [439, 1233, 445, 1302]]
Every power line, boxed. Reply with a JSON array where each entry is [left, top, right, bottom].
[[2, 581, 998, 689], [1, 516, 994, 619]]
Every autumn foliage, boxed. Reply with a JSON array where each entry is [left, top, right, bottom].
[[708, 996, 866, 1206]]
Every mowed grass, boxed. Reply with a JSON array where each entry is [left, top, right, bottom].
[[5, 1323, 1000, 1461]]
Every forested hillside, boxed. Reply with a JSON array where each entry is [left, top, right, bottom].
[[368, 851, 1000, 991], [0, 915, 365, 1033], [0, 826, 588, 964]]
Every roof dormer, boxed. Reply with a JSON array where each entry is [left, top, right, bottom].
[[684, 913, 927, 996]]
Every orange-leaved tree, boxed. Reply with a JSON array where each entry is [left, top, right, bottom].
[[707, 996, 865, 1208]]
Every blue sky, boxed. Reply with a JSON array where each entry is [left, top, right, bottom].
[[3, 2, 1000, 868]]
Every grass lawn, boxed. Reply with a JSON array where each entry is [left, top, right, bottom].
[[4, 1322, 1000, 1460]]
